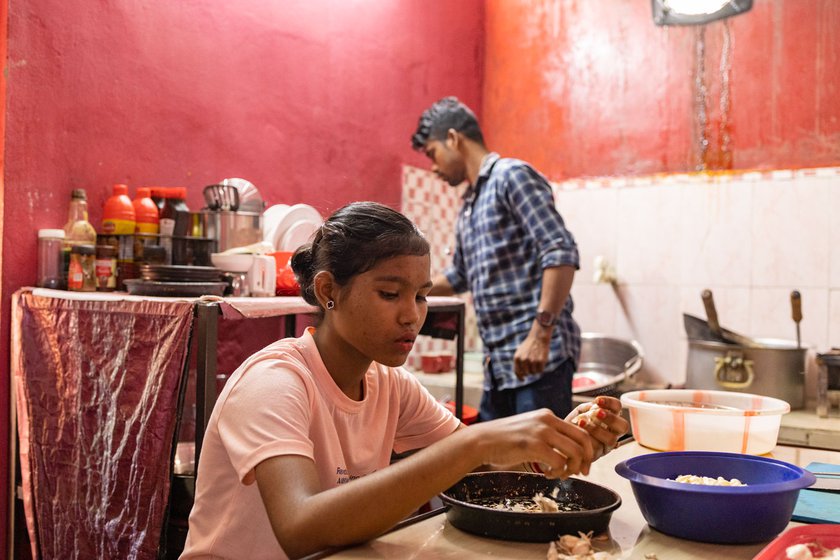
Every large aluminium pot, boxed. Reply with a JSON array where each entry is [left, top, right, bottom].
[[686, 338, 806, 409]]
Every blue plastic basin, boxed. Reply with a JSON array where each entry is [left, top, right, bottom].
[[615, 451, 816, 544]]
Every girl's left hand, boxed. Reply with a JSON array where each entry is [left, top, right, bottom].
[[565, 396, 629, 460]]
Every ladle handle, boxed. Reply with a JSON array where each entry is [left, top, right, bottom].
[[791, 290, 802, 348], [701, 289, 722, 338], [791, 290, 802, 323]]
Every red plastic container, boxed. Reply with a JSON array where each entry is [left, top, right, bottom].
[[443, 401, 478, 425], [270, 251, 300, 296], [420, 353, 455, 373], [753, 525, 840, 560]]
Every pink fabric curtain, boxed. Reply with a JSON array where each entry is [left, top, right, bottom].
[[11, 289, 194, 560]]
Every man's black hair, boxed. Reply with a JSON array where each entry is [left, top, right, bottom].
[[411, 96, 485, 150]]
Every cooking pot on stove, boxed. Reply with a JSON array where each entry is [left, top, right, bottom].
[[686, 338, 806, 409]]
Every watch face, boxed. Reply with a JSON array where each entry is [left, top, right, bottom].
[[537, 311, 557, 327]]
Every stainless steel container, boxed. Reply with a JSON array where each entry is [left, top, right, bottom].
[[200, 210, 263, 253], [686, 338, 806, 409], [815, 351, 840, 418]]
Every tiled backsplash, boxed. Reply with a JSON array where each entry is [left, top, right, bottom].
[[402, 164, 840, 402], [401, 166, 481, 372]]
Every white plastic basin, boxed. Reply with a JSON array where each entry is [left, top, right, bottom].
[[621, 389, 790, 455]]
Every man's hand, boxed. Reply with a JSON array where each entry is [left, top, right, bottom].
[[513, 327, 552, 378]]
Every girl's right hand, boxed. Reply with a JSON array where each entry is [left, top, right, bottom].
[[467, 408, 594, 479]]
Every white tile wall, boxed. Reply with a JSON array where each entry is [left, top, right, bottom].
[[402, 164, 840, 402], [560, 166, 840, 400]]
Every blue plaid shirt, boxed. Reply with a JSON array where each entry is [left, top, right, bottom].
[[443, 153, 581, 390]]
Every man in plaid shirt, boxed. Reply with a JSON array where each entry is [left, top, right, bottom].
[[412, 96, 581, 421]]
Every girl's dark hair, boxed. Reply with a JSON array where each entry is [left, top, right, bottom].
[[291, 202, 430, 307]]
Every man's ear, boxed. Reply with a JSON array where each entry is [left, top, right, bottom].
[[445, 128, 461, 149], [313, 271, 337, 309]]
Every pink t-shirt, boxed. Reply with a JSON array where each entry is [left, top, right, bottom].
[[180, 329, 459, 560]]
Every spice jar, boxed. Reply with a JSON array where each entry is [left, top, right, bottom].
[[37, 229, 66, 289], [68, 244, 96, 291], [95, 245, 118, 291]]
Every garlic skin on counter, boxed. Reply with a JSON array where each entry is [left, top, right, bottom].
[[546, 531, 617, 560]]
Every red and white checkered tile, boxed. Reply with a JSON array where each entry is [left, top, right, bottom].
[[401, 165, 482, 371]]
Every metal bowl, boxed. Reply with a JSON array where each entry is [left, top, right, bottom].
[[440, 471, 621, 542], [615, 451, 816, 544], [573, 333, 644, 395]]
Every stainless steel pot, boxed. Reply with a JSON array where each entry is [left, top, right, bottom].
[[686, 338, 806, 409], [200, 210, 263, 253]]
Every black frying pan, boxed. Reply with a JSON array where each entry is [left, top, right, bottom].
[[439, 471, 621, 542]]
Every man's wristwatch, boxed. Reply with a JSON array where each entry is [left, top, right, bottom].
[[535, 309, 559, 328]]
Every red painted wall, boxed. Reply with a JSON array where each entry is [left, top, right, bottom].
[[0, 0, 484, 552], [483, 0, 840, 179]]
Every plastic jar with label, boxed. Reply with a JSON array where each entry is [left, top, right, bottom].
[[37, 229, 66, 289], [68, 244, 97, 291], [95, 245, 118, 291]]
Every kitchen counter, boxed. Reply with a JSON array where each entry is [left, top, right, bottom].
[[320, 442, 840, 559], [779, 409, 840, 450], [413, 365, 840, 453]]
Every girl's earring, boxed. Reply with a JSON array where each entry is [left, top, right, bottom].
[[326, 300, 335, 310]]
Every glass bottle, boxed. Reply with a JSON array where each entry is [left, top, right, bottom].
[[62, 189, 98, 286]]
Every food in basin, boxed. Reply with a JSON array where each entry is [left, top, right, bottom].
[[615, 451, 816, 544]]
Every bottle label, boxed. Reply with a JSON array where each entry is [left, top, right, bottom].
[[160, 218, 175, 265], [68, 258, 84, 291], [135, 222, 160, 234], [102, 218, 135, 235], [159, 218, 176, 237], [95, 258, 117, 290]]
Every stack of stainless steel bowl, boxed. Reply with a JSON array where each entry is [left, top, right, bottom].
[[200, 178, 265, 252]]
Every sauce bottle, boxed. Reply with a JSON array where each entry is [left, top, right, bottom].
[[101, 183, 136, 271], [63, 189, 97, 285], [132, 187, 161, 266], [68, 244, 97, 291], [102, 184, 136, 235], [160, 187, 190, 265], [133, 187, 160, 235], [94, 244, 118, 291]]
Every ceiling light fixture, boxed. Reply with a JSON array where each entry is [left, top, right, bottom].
[[652, 0, 753, 26]]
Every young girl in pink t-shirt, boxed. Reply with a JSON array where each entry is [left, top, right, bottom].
[[181, 202, 628, 560]]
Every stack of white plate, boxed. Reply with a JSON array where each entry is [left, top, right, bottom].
[[263, 203, 323, 252]]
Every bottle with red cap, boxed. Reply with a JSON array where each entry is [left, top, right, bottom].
[[101, 184, 137, 286], [102, 183, 136, 235], [131, 187, 161, 266], [133, 187, 160, 235], [159, 187, 190, 264]]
